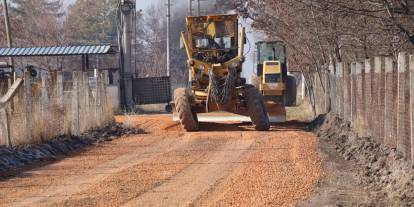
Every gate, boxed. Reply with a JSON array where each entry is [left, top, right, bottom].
[[132, 76, 171, 105]]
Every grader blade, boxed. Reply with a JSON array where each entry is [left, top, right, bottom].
[[173, 111, 248, 123], [173, 102, 286, 124]]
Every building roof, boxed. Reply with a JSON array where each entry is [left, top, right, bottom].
[[0, 45, 116, 57]]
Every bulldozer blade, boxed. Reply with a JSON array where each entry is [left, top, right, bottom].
[[266, 102, 287, 123]]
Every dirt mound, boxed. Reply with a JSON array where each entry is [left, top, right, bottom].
[[312, 113, 414, 206], [0, 123, 145, 175]]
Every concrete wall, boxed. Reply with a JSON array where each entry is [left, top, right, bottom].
[[310, 53, 414, 163], [0, 71, 115, 146], [107, 85, 120, 113]]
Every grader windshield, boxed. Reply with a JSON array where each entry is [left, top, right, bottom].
[[186, 15, 238, 63]]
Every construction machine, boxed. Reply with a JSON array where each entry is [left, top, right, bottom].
[[253, 41, 296, 106], [174, 14, 270, 131]]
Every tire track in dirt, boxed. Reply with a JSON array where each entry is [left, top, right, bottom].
[[3, 134, 189, 207], [193, 130, 322, 207], [49, 134, 234, 207], [122, 132, 256, 207], [0, 115, 323, 207]]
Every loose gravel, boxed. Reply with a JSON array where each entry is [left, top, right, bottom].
[[0, 115, 323, 207], [0, 123, 145, 175]]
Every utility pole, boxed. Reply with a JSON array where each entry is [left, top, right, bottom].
[[2, 0, 14, 74], [166, 0, 171, 77], [119, 0, 135, 108]]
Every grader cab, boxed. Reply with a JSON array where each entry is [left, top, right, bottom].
[[173, 14, 270, 131]]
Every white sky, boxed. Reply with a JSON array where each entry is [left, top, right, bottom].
[[136, 0, 156, 10]]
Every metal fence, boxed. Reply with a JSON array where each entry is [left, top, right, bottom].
[[132, 76, 171, 105]]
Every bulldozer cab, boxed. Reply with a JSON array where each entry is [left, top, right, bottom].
[[185, 14, 239, 64], [256, 41, 287, 79], [254, 41, 289, 102]]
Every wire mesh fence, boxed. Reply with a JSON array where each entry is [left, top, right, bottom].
[[309, 53, 414, 163]]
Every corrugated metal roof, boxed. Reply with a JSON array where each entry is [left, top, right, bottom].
[[0, 45, 115, 57]]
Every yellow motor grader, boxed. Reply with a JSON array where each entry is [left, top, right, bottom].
[[173, 14, 270, 131]]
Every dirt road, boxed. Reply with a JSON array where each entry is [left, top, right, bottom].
[[0, 115, 322, 207]]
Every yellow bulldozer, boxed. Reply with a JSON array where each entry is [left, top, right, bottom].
[[254, 41, 296, 105], [251, 41, 297, 122], [173, 14, 270, 131]]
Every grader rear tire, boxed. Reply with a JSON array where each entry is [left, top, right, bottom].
[[246, 86, 270, 131], [174, 88, 199, 132]]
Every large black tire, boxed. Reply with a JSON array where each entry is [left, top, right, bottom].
[[246, 86, 270, 131], [174, 88, 199, 132], [165, 103, 173, 113]]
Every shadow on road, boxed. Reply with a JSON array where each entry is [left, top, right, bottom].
[[196, 121, 310, 132]]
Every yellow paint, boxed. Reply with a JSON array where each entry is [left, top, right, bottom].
[[260, 61, 285, 97], [181, 14, 244, 113], [207, 22, 216, 37], [263, 61, 281, 74], [194, 90, 208, 97]]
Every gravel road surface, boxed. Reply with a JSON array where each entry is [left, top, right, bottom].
[[0, 115, 322, 207]]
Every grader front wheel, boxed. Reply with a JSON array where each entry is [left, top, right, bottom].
[[246, 86, 271, 131], [174, 88, 199, 132]]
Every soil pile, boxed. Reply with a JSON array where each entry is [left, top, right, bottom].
[[0, 123, 145, 174], [311, 113, 414, 206]]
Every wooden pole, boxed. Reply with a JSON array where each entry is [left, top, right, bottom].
[[2, 0, 14, 74]]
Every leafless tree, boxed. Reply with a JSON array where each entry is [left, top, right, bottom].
[[234, 0, 414, 69]]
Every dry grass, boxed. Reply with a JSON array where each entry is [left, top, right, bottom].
[[286, 101, 315, 122]]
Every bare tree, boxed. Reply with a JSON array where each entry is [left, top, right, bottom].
[[234, 0, 414, 69]]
